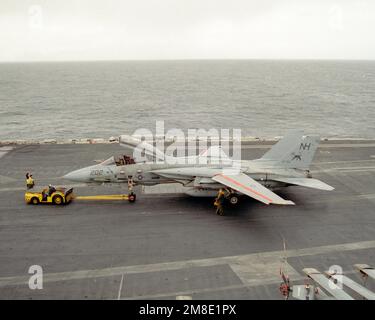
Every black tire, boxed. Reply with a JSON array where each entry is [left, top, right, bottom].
[[31, 197, 39, 205], [53, 195, 64, 205], [228, 194, 239, 205], [128, 194, 136, 203]]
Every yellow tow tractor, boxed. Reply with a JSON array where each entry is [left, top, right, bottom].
[[25, 187, 74, 205]]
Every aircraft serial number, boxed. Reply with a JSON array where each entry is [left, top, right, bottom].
[[90, 170, 104, 176]]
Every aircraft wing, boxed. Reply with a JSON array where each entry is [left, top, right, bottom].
[[272, 177, 334, 191], [212, 173, 295, 205]]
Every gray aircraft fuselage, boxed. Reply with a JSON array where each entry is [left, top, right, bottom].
[[63, 132, 333, 200], [64, 157, 308, 190]]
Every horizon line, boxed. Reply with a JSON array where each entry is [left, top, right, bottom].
[[1, 58, 375, 64]]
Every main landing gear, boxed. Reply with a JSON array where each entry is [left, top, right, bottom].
[[213, 188, 239, 216]]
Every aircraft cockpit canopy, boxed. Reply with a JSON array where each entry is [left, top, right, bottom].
[[100, 155, 136, 166]]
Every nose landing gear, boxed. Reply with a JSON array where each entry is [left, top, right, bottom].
[[127, 176, 136, 203], [128, 192, 136, 203]]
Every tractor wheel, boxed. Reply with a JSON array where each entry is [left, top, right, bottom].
[[53, 195, 63, 205], [31, 197, 39, 205]]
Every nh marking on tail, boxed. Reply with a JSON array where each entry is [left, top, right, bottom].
[[300, 143, 311, 151]]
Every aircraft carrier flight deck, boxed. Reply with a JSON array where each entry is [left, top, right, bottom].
[[0, 141, 374, 299]]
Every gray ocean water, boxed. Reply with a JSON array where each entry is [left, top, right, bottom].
[[0, 60, 374, 141]]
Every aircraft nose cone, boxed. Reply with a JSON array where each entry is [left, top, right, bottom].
[[63, 168, 90, 182]]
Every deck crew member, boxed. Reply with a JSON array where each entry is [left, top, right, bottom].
[[214, 188, 226, 215], [48, 184, 56, 196], [26, 174, 35, 189]]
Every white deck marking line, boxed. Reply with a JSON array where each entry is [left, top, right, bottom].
[[333, 166, 375, 170], [0, 240, 374, 288], [304, 193, 375, 205], [229, 261, 300, 286], [241, 143, 375, 149], [314, 167, 375, 174], [122, 270, 358, 300], [117, 274, 124, 300], [0, 147, 13, 159], [123, 283, 268, 300], [314, 159, 375, 165]]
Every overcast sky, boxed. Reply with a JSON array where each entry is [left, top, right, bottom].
[[0, 0, 374, 61]]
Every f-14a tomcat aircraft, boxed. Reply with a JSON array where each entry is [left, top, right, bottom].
[[63, 130, 334, 208]]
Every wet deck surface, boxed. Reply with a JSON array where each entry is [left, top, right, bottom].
[[0, 142, 374, 299]]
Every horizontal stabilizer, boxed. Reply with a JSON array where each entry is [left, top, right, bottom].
[[272, 177, 334, 191]]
